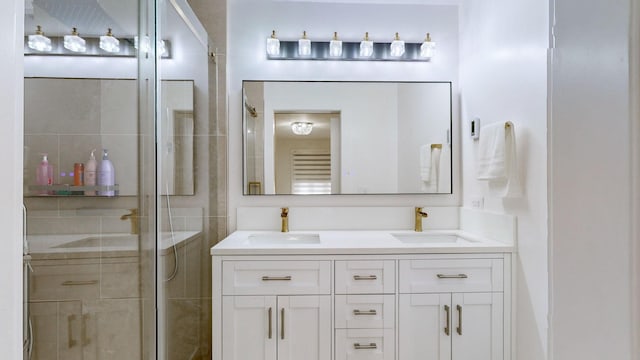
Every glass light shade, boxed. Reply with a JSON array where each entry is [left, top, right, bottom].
[[298, 31, 311, 56], [99, 29, 120, 53], [359, 40, 373, 57], [64, 29, 86, 52], [134, 36, 151, 53], [28, 33, 52, 52], [420, 41, 436, 58], [329, 32, 342, 57], [266, 30, 280, 56], [390, 40, 405, 57], [157, 40, 168, 56], [291, 122, 313, 135]]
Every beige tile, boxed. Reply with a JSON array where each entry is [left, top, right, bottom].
[[99, 80, 138, 135], [100, 259, 140, 299], [166, 298, 202, 359], [82, 299, 142, 360], [27, 216, 100, 235]]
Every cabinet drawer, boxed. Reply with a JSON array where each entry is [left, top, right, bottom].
[[30, 262, 100, 301], [335, 261, 395, 294], [335, 329, 394, 360], [399, 259, 503, 293], [335, 295, 394, 329], [222, 260, 331, 295]]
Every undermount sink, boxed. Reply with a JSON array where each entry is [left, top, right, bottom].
[[54, 234, 137, 248], [391, 233, 474, 244], [246, 233, 321, 245]]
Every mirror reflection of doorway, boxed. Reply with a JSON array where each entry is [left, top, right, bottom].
[[274, 112, 341, 194]]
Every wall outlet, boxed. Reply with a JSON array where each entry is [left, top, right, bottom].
[[471, 196, 484, 209]]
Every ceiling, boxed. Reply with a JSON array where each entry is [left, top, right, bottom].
[[274, 112, 337, 141]]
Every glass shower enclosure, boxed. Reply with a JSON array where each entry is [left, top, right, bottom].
[[22, 0, 217, 358]]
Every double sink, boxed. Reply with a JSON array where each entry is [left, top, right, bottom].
[[245, 232, 475, 245]]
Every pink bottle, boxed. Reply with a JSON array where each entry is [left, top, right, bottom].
[[35, 153, 53, 195]]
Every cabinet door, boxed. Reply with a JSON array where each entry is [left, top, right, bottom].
[[222, 296, 277, 360], [451, 293, 503, 360], [29, 300, 83, 360], [398, 293, 451, 360], [277, 295, 331, 360], [82, 299, 142, 360]]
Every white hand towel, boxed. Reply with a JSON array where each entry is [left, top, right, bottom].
[[420, 145, 441, 192], [477, 121, 521, 198], [438, 145, 451, 193], [420, 144, 433, 182]]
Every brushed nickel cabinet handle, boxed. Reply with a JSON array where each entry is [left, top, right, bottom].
[[81, 313, 91, 346], [67, 314, 77, 348], [437, 274, 468, 279], [353, 309, 377, 316], [353, 275, 377, 280], [280, 308, 285, 340], [262, 276, 292, 281], [354, 343, 377, 350], [444, 305, 450, 336], [268, 307, 273, 339], [456, 305, 463, 335], [62, 280, 98, 286]]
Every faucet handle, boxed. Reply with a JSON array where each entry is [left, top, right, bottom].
[[281, 207, 289, 217]]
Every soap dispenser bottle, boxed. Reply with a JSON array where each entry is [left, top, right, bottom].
[[35, 153, 53, 195], [97, 149, 115, 196], [84, 149, 97, 195]]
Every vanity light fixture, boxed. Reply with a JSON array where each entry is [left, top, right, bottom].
[[420, 33, 436, 59], [359, 32, 374, 57], [64, 28, 86, 53], [266, 30, 280, 56], [329, 32, 342, 57], [157, 40, 168, 57], [28, 25, 52, 52], [291, 122, 313, 136], [134, 35, 151, 53], [99, 28, 120, 53], [390, 32, 405, 57], [298, 31, 311, 56]]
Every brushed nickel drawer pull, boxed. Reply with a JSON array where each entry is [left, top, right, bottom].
[[354, 343, 377, 350], [437, 274, 468, 279], [444, 305, 450, 336], [262, 276, 292, 281], [353, 309, 377, 316], [456, 304, 463, 335], [353, 275, 377, 280], [62, 280, 98, 286], [268, 307, 273, 339]]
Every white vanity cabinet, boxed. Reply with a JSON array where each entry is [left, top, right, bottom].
[[398, 259, 506, 360], [213, 251, 512, 360], [221, 260, 332, 360]]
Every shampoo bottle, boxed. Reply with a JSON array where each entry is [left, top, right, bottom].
[[84, 149, 97, 195], [35, 153, 53, 195], [97, 149, 115, 196]]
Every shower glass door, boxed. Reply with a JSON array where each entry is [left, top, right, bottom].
[[23, 0, 216, 358]]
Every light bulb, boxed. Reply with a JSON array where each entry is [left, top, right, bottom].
[[64, 28, 86, 53], [298, 31, 311, 56], [134, 36, 151, 53], [390, 32, 405, 57], [329, 32, 342, 57], [359, 32, 373, 57], [28, 25, 52, 52], [291, 122, 313, 135], [420, 33, 436, 59], [99, 28, 120, 53], [266, 30, 280, 56]]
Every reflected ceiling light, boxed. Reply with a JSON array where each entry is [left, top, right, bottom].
[[99, 28, 120, 53], [64, 28, 86, 52], [298, 31, 311, 56], [28, 25, 52, 52], [134, 36, 151, 53], [291, 122, 313, 136], [420, 33, 436, 59], [359, 32, 373, 57], [329, 32, 342, 57], [157, 40, 168, 57], [390, 32, 405, 57], [266, 30, 280, 56]]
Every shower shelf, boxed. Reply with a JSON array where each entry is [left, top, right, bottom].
[[27, 184, 120, 197]]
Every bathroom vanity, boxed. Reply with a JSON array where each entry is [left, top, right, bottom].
[[212, 229, 513, 360]]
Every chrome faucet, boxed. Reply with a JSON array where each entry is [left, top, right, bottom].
[[414, 207, 429, 232], [281, 207, 289, 232], [121, 208, 139, 235]]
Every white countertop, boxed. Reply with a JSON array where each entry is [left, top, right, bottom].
[[211, 230, 513, 256], [28, 231, 202, 258]]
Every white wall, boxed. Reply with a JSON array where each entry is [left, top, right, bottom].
[[549, 0, 634, 359], [0, 0, 23, 357], [458, 0, 549, 359], [228, 0, 460, 230]]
